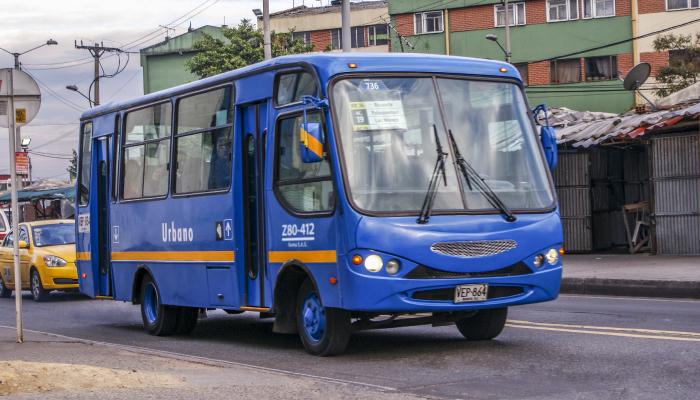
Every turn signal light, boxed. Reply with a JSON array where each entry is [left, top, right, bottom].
[[81, 273, 87, 279], [329, 277, 338, 285], [352, 255, 363, 265], [559, 248, 565, 255]]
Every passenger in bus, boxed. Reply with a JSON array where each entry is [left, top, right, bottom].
[[124, 159, 143, 198], [209, 134, 231, 189]]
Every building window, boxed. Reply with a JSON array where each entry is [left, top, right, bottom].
[[331, 29, 341, 50], [368, 24, 389, 46], [351, 26, 366, 48], [550, 59, 581, 83], [414, 11, 443, 34], [548, 0, 578, 21], [275, 112, 334, 213], [495, 2, 526, 27], [292, 31, 311, 45], [667, 0, 700, 10], [583, 0, 615, 18], [514, 63, 529, 85], [585, 56, 618, 81]]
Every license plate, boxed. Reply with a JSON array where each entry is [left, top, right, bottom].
[[454, 284, 488, 303]]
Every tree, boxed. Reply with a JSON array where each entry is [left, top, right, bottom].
[[67, 149, 77, 181], [186, 19, 314, 79], [652, 33, 700, 97]]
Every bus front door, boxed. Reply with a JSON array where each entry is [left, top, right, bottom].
[[240, 102, 269, 308]]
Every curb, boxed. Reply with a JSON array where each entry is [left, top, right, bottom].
[[561, 277, 700, 299]]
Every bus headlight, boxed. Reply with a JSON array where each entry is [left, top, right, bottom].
[[364, 255, 383, 273], [386, 259, 401, 275], [545, 248, 559, 265], [533, 254, 544, 268], [44, 255, 67, 267]]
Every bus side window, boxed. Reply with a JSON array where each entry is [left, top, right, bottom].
[[78, 122, 93, 206], [121, 102, 171, 200], [275, 112, 334, 213], [275, 71, 317, 107], [174, 87, 233, 194]]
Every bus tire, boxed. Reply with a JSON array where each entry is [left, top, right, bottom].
[[296, 279, 351, 356], [175, 307, 199, 335], [455, 307, 508, 340], [30, 269, 50, 302], [140, 275, 178, 336], [0, 274, 12, 298]]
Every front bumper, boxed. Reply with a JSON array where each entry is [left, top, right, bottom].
[[40, 262, 79, 290], [339, 265, 562, 312]]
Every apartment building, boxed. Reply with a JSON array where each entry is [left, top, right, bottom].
[[259, 1, 390, 52], [389, 0, 698, 113]]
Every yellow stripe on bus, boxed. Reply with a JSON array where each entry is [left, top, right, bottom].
[[268, 250, 337, 264], [111, 251, 235, 263], [76, 252, 91, 261]]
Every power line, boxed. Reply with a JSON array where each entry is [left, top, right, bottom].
[[24, 71, 85, 112]]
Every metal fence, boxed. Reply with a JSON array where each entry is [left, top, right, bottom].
[[554, 152, 592, 252]]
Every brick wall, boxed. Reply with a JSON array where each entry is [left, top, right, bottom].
[[617, 53, 634, 76], [638, 0, 666, 14], [450, 5, 493, 32], [526, 0, 547, 24], [528, 61, 550, 85], [310, 30, 331, 51], [395, 13, 414, 37], [615, 0, 631, 16], [640, 51, 670, 75]]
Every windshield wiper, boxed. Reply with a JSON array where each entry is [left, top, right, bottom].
[[417, 125, 448, 224], [447, 130, 517, 223]]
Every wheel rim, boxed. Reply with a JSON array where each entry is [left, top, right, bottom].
[[301, 292, 326, 343], [31, 273, 40, 298], [143, 283, 159, 325]]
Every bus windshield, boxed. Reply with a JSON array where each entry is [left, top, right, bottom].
[[332, 76, 555, 214]]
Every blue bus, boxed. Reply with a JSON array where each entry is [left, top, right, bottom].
[[76, 53, 562, 356]]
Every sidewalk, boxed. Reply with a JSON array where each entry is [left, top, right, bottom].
[[0, 328, 425, 400], [561, 253, 700, 299]]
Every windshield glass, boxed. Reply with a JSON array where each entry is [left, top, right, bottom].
[[32, 224, 75, 247], [332, 77, 554, 214]]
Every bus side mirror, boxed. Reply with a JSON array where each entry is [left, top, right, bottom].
[[18, 240, 29, 249], [299, 121, 324, 163], [540, 125, 557, 171]]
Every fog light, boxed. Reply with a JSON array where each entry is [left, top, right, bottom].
[[533, 254, 544, 268], [386, 259, 400, 275], [545, 248, 559, 265], [364, 255, 383, 273]]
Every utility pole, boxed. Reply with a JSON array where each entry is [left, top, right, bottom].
[[74, 41, 122, 106], [341, 0, 351, 52], [263, 0, 272, 60], [504, 0, 512, 63]]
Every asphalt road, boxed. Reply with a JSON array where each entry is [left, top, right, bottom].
[[1, 293, 698, 400]]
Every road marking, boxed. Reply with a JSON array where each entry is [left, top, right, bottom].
[[0, 325, 397, 392], [507, 320, 700, 342], [559, 294, 700, 303]]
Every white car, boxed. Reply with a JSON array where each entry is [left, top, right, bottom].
[[0, 209, 9, 242]]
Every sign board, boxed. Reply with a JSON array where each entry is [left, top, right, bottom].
[[0, 69, 41, 127], [15, 152, 29, 176], [350, 100, 407, 131]]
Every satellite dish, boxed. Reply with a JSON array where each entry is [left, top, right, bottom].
[[0, 68, 42, 128], [622, 63, 656, 110], [623, 62, 651, 91]]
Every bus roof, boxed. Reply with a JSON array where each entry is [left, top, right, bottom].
[[80, 53, 519, 120]]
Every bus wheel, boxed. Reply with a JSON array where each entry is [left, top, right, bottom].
[[30, 269, 49, 302], [455, 307, 508, 340], [140, 275, 178, 336], [0, 274, 12, 298], [296, 279, 351, 356], [175, 307, 199, 335]]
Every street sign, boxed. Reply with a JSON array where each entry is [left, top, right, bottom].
[[15, 152, 29, 176], [0, 69, 41, 127]]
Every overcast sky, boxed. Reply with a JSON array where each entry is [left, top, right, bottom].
[[0, 0, 304, 181]]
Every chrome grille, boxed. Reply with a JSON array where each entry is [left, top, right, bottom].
[[430, 240, 517, 258]]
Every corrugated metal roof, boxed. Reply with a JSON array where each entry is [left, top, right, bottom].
[[545, 83, 700, 148]]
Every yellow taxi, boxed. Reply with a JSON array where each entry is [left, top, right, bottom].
[[0, 219, 77, 302]]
